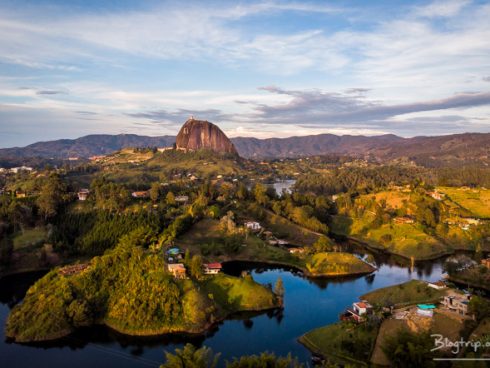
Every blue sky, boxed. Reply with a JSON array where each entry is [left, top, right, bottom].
[[0, 0, 489, 147]]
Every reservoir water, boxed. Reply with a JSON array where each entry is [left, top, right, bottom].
[[0, 252, 446, 367]]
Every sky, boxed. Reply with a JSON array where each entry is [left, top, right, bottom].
[[0, 0, 489, 148]]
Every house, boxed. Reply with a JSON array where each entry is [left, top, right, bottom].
[[394, 216, 415, 224], [441, 294, 472, 316], [175, 195, 189, 203], [340, 301, 373, 323], [15, 190, 27, 198], [289, 247, 305, 254], [167, 263, 187, 279], [89, 155, 105, 161], [132, 190, 149, 198], [429, 191, 444, 200], [428, 281, 447, 290], [203, 263, 222, 275], [244, 221, 262, 231], [417, 304, 436, 317], [77, 189, 90, 201], [10, 166, 33, 174], [481, 258, 490, 269], [157, 147, 173, 152]]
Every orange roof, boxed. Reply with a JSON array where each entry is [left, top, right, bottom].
[[205, 263, 222, 269]]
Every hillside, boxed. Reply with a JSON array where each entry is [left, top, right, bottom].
[[1, 131, 489, 166]]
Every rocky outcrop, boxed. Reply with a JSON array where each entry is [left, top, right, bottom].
[[175, 118, 237, 155]]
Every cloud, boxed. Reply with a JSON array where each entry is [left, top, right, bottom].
[[126, 108, 231, 126], [413, 0, 470, 18], [248, 86, 490, 127], [36, 89, 66, 95], [483, 76, 490, 82]]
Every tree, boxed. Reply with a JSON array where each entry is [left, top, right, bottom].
[[254, 184, 269, 206], [274, 277, 284, 298], [469, 296, 490, 321], [226, 352, 303, 367], [166, 191, 176, 206], [150, 182, 160, 203], [382, 328, 436, 368], [37, 174, 66, 220], [190, 255, 203, 279], [161, 344, 220, 368], [312, 236, 333, 253]]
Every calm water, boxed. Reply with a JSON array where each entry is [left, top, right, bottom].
[[0, 253, 446, 367]]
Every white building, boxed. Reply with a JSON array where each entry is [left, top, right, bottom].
[[244, 221, 261, 231]]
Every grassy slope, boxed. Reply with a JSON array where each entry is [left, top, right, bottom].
[[438, 187, 490, 218], [305, 252, 374, 277], [12, 227, 47, 250], [370, 319, 407, 366], [299, 322, 378, 366], [201, 274, 276, 312], [330, 188, 490, 260], [361, 280, 446, 307]]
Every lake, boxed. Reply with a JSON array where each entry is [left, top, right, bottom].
[[0, 252, 446, 367]]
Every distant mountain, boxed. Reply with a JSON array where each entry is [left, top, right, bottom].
[[0, 131, 489, 167], [0, 134, 175, 160], [176, 118, 237, 155], [232, 132, 490, 166], [231, 134, 405, 158]]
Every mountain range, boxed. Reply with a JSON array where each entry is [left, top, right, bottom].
[[1, 132, 489, 167]]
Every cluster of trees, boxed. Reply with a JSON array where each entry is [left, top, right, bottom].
[[51, 209, 163, 255], [250, 184, 331, 235], [295, 165, 490, 198], [294, 166, 433, 196], [161, 344, 316, 368], [6, 229, 187, 341], [91, 177, 130, 212]]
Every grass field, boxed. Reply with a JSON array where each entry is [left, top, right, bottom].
[[438, 187, 490, 218], [431, 310, 465, 341], [361, 280, 446, 307], [469, 317, 490, 341], [305, 252, 374, 276], [299, 322, 378, 366], [12, 227, 47, 250], [371, 190, 410, 210], [370, 319, 408, 366], [333, 212, 447, 260], [365, 223, 447, 260], [200, 273, 277, 312]]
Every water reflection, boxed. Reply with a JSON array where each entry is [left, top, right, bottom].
[[0, 247, 451, 367]]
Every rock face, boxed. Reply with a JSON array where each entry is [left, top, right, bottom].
[[175, 118, 238, 155]]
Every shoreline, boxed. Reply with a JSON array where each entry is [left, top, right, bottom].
[[221, 257, 376, 278], [10, 301, 282, 344]]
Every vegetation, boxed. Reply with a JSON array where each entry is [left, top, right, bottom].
[[305, 252, 374, 277], [6, 229, 279, 342], [299, 321, 379, 366], [381, 327, 436, 368], [161, 344, 305, 368], [361, 280, 446, 308]]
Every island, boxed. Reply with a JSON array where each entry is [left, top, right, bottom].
[[5, 230, 280, 342]]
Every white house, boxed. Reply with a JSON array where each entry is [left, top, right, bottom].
[[77, 189, 90, 201], [428, 281, 447, 290], [244, 221, 262, 231], [203, 263, 222, 275]]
